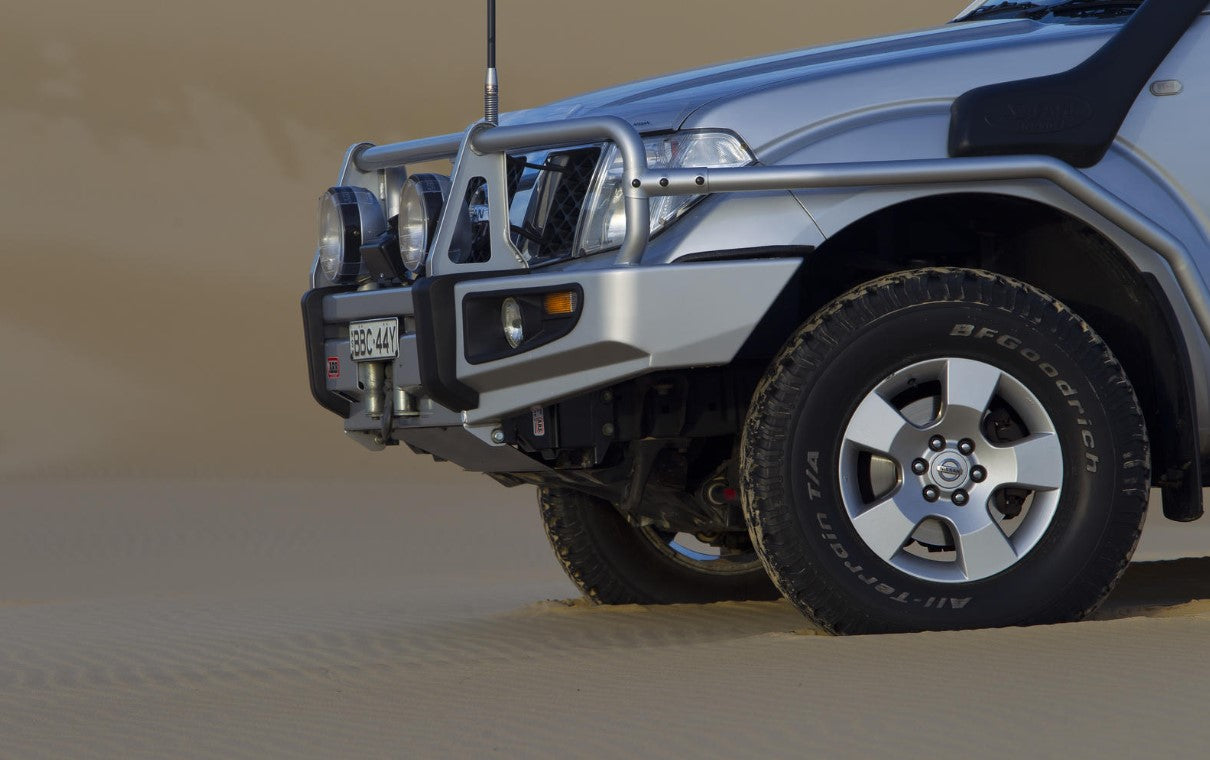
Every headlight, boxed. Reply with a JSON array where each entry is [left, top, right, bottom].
[[317, 186, 386, 284], [398, 173, 452, 273], [577, 131, 754, 256]]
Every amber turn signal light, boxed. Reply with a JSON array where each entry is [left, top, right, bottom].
[[543, 290, 579, 316]]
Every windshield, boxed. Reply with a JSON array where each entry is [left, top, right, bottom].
[[954, 0, 1142, 23]]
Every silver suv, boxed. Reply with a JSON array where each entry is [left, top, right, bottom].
[[301, 0, 1210, 633]]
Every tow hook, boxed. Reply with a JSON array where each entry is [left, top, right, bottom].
[[366, 361, 419, 446], [364, 361, 386, 419]]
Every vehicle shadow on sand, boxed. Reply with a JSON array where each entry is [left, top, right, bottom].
[[1092, 557, 1210, 620], [521, 558, 1210, 639]]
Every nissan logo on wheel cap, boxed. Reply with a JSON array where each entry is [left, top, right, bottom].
[[935, 457, 966, 484]]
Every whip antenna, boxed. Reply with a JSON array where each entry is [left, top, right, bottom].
[[485, 0, 499, 124]]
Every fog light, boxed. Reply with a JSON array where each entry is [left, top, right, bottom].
[[502, 297, 524, 348]]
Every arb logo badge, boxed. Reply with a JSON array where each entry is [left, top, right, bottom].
[[326, 357, 340, 380]]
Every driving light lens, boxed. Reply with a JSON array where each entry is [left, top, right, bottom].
[[398, 173, 452, 273], [317, 186, 386, 283], [317, 195, 346, 280], [578, 131, 753, 256], [502, 297, 524, 348]]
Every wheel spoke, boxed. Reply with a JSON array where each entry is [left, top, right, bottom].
[[1000, 433, 1064, 491], [943, 358, 1002, 423], [845, 392, 911, 454], [851, 494, 925, 562], [953, 514, 1018, 580]]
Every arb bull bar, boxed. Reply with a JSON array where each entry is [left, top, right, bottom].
[[305, 115, 1210, 473]]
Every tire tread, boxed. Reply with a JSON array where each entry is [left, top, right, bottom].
[[539, 486, 780, 605]]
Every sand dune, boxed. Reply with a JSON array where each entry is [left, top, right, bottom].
[[0, 0, 961, 482]]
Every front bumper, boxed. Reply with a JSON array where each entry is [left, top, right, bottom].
[[302, 259, 802, 472]]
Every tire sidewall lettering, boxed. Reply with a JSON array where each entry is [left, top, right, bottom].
[[949, 322, 1099, 473]]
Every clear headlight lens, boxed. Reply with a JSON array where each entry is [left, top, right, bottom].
[[577, 131, 754, 256], [398, 173, 452, 273], [317, 186, 386, 283]]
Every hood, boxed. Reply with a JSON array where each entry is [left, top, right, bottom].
[[499, 18, 1116, 136]]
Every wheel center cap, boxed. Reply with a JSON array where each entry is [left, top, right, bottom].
[[933, 455, 967, 485]]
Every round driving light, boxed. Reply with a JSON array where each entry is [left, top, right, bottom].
[[502, 297, 525, 348], [398, 173, 451, 273], [317, 186, 386, 283]]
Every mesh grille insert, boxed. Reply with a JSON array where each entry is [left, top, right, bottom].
[[527, 147, 600, 262]]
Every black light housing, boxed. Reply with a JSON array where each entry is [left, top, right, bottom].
[[361, 221, 406, 284], [463, 285, 584, 364], [317, 186, 387, 283]]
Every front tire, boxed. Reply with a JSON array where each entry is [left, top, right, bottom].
[[540, 487, 780, 604], [742, 268, 1149, 634]]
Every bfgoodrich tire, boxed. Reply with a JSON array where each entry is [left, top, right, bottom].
[[742, 268, 1149, 634], [539, 487, 780, 604]]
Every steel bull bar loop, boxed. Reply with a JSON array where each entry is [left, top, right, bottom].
[[353, 116, 1210, 339], [468, 117, 651, 266]]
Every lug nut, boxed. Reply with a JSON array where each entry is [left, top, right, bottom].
[[929, 435, 946, 452], [952, 489, 969, 506], [923, 486, 940, 503], [958, 438, 975, 455], [971, 466, 987, 483], [911, 458, 928, 475]]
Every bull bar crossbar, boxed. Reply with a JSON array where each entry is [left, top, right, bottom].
[[352, 115, 1210, 341]]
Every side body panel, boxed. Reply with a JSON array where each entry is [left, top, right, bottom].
[[1118, 17, 1210, 233]]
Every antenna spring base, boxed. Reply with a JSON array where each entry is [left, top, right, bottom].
[[484, 89, 499, 125], [484, 68, 499, 126]]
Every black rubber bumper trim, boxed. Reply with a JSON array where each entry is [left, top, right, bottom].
[[301, 285, 356, 418], [412, 270, 518, 412], [949, 0, 1206, 168]]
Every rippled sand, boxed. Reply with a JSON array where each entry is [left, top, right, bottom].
[[2, 481, 1210, 758]]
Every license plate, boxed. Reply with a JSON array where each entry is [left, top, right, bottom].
[[349, 318, 399, 362]]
